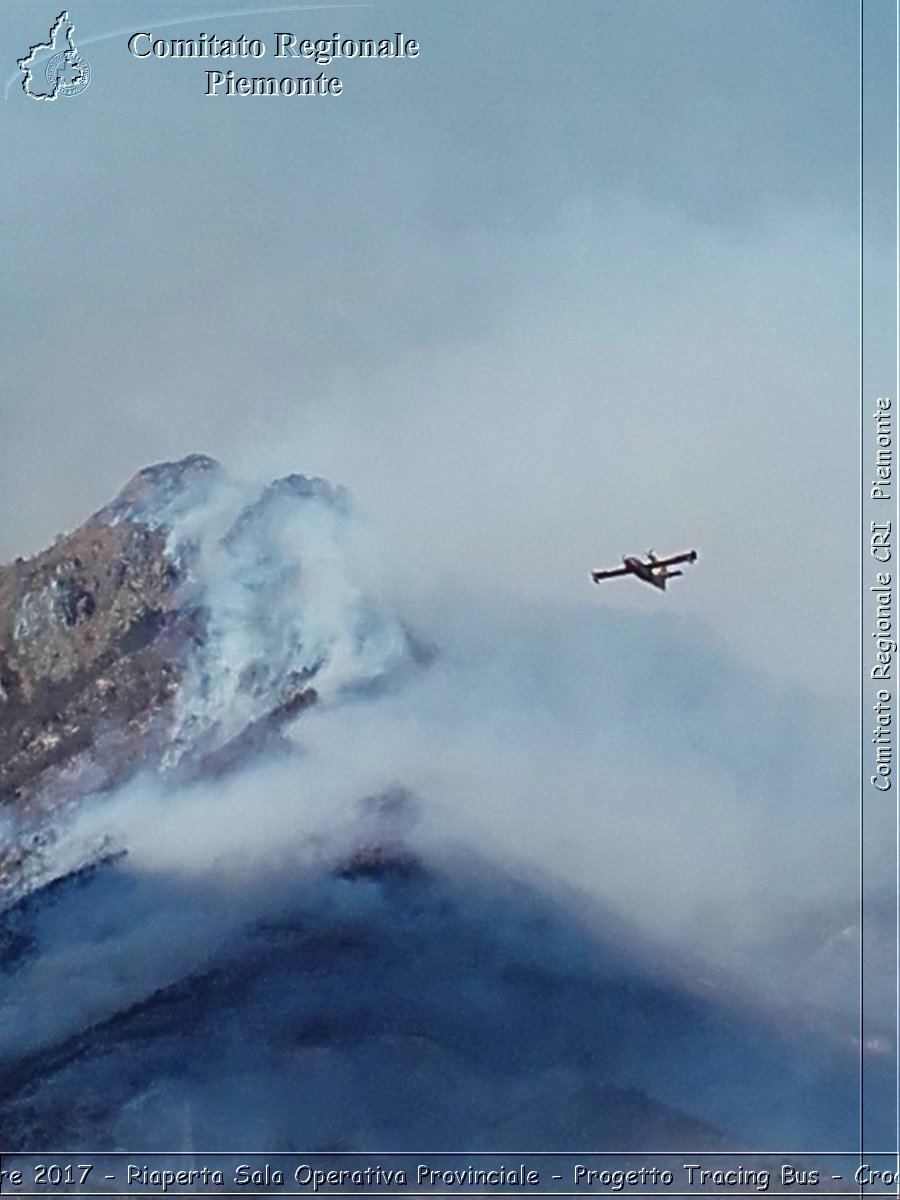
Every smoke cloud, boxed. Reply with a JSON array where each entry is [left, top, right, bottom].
[[0, 469, 887, 1150]]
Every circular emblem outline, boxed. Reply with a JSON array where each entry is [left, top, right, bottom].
[[46, 49, 91, 97]]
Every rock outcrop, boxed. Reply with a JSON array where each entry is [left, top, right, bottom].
[[0, 455, 409, 897], [0, 493, 186, 813]]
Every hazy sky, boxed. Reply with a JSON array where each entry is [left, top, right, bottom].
[[0, 0, 880, 697], [2, 4, 896, 1147]]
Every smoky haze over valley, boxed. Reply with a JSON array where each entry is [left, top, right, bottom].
[[0, 0, 889, 1156], [0, 456, 889, 1149]]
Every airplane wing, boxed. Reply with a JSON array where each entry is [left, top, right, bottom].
[[650, 551, 697, 569], [591, 566, 629, 581]]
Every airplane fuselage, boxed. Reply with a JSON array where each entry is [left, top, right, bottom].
[[622, 556, 666, 589]]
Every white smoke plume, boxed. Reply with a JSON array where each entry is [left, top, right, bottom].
[[0, 463, 888, 1151]]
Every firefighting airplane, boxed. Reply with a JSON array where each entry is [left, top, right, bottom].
[[591, 549, 698, 591]]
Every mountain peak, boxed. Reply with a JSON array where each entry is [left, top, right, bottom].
[[97, 453, 224, 528], [0, 459, 411, 899]]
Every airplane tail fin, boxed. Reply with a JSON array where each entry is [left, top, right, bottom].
[[656, 568, 682, 590]]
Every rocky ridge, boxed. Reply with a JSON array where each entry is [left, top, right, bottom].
[[0, 454, 407, 898]]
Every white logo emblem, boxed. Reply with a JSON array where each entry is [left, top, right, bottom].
[[19, 11, 91, 100]]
